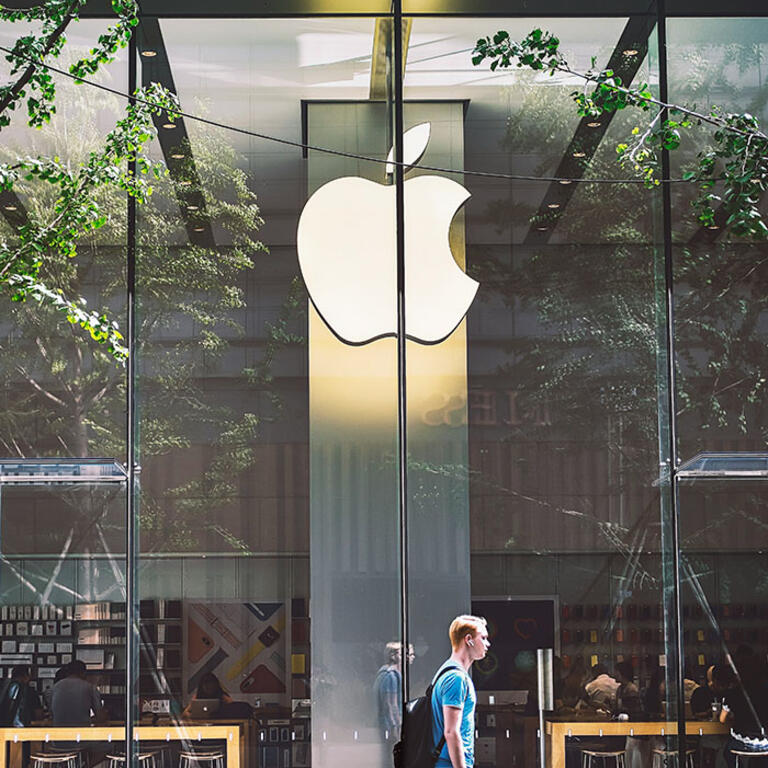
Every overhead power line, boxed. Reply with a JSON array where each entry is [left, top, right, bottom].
[[0, 43, 696, 185]]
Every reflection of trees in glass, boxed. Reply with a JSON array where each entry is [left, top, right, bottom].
[[0, 3, 177, 356], [463, 32, 768, 607], [0, 85, 302, 553], [470, 74, 658, 470], [474, 29, 768, 239], [668, 35, 768, 453]]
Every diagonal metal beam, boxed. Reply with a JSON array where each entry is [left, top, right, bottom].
[[523, 15, 657, 245], [0, 189, 28, 230], [137, 18, 214, 248]]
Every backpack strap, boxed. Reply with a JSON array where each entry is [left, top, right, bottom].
[[430, 665, 470, 763]]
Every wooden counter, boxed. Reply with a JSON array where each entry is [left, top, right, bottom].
[[0, 724, 243, 768], [546, 719, 729, 768]]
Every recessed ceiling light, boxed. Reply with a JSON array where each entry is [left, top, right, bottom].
[[586, 121, 601, 128], [547, 203, 560, 209], [4, 205, 17, 211], [170, 153, 184, 159], [623, 49, 639, 56], [187, 205, 199, 211], [572, 151, 586, 158], [162, 122, 176, 130], [707, 225, 720, 230], [141, 50, 157, 57], [536, 226, 548, 231], [193, 226, 205, 232], [559, 179, 573, 185], [178, 180, 191, 186]]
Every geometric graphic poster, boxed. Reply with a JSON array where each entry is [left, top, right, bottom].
[[184, 601, 288, 706]]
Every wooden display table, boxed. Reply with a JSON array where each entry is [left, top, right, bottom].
[[0, 724, 243, 768], [545, 719, 729, 768]]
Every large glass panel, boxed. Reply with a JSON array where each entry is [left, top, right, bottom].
[[0, 18, 130, 755], [668, 15, 768, 757], [135, 17, 398, 768], [404, 16, 679, 768], [0, 465, 128, 749], [0, 19, 128, 463]]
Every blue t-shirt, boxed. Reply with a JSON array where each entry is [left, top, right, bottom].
[[431, 661, 476, 767]]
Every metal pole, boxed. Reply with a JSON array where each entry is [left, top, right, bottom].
[[537, 648, 553, 768], [655, 2, 686, 761], [126, 32, 138, 768], [392, 0, 410, 704]]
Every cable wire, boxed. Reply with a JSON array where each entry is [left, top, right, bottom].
[[0, 42, 696, 185]]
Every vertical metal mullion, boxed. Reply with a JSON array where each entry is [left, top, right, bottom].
[[656, 2, 686, 758], [393, 0, 409, 704], [126, 33, 138, 768]]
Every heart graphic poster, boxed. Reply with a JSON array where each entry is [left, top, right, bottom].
[[184, 601, 288, 706], [471, 597, 557, 692]]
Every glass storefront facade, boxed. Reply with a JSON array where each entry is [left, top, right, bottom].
[[1, 4, 767, 768]]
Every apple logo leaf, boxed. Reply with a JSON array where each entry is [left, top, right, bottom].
[[385, 123, 431, 176]]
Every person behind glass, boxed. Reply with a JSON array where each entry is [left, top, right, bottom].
[[695, 666, 734, 768], [585, 663, 620, 712], [42, 663, 71, 716], [51, 660, 108, 758], [431, 614, 490, 768], [182, 672, 233, 718], [615, 661, 643, 718], [644, 666, 666, 717], [51, 660, 107, 726], [614, 662, 650, 768], [0, 666, 44, 768], [720, 655, 768, 766], [373, 641, 414, 741], [560, 659, 590, 711], [692, 665, 734, 719]]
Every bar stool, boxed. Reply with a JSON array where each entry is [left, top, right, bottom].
[[139, 743, 174, 768], [31, 752, 81, 768], [651, 747, 696, 768], [178, 748, 225, 768], [732, 749, 768, 768], [581, 748, 627, 768], [106, 751, 161, 768]]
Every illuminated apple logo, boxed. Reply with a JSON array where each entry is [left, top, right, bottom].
[[297, 123, 478, 345]]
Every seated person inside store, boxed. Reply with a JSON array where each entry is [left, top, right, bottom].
[[691, 664, 734, 719], [693, 665, 734, 768], [182, 672, 250, 719], [0, 665, 44, 726], [585, 664, 621, 711], [0, 665, 44, 768], [720, 654, 768, 766], [50, 660, 109, 761], [50, 660, 108, 726]]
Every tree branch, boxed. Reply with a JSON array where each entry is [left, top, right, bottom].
[[15, 364, 67, 407], [0, 0, 82, 119]]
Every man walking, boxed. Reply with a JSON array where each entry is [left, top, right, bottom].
[[431, 615, 490, 768]]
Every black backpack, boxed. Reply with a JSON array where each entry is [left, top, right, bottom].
[[393, 665, 464, 768]]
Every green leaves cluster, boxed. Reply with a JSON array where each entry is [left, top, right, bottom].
[[472, 28, 563, 73], [472, 28, 768, 240], [688, 111, 768, 238], [0, 0, 139, 128], [0, 0, 178, 361], [0, 82, 178, 362]]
